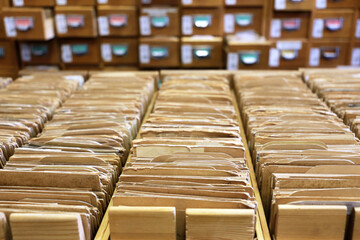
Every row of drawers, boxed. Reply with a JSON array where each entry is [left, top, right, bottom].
[[2, 0, 264, 7], [1, 38, 359, 70], [4, 0, 360, 9], [1, 7, 360, 40], [273, 0, 360, 10]]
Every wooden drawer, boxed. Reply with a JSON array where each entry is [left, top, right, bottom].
[[355, 10, 360, 41], [19, 39, 59, 66], [55, 6, 97, 38], [224, 8, 263, 35], [141, 0, 178, 6], [100, 38, 138, 66], [12, 0, 54, 7], [181, 36, 223, 69], [2, 8, 54, 40], [181, 0, 222, 7], [226, 39, 270, 70], [0, 12, 5, 39], [0, 0, 9, 7], [350, 41, 360, 66], [140, 8, 179, 36], [269, 40, 309, 69], [270, 12, 310, 39], [182, 8, 223, 36], [60, 38, 99, 66], [311, 10, 354, 40], [97, 0, 138, 6], [316, 0, 355, 9], [224, 0, 264, 7], [0, 40, 18, 69], [139, 37, 179, 68], [308, 40, 349, 67], [97, 6, 138, 37], [55, 0, 96, 6], [274, 0, 313, 11]]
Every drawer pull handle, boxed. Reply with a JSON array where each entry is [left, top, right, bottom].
[[31, 45, 48, 56], [15, 17, 33, 32], [67, 15, 84, 28], [325, 18, 343, 31], [109, 15, 127, 28], [235, 14, 253, 27], [282, 18, 301, 31], [71, 44, 89, 56], [151, 16, 169, 28], [112, 45, 128, 57], [239, 51, 260, 65], [321, 47, 339, 59], [193, 47, 212, 59], [151, 47, 169, 59], [194, 15, 212, 28], [280, 49, 298, 60]]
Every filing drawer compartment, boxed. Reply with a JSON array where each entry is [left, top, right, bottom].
[[269, 40, 309, 69], [311, 10, 354, 40], [55, 6, 97, 38], [19, 39, 59, 66], [140, 8, 179, 36], [0, 0, 9, 7], [12, 0, 55, 7], [274, 0, 313, 11], [60, 38, 99, 66], [140, 0, 178, 6], [0, 12, 5, 39], [182, 8, 223, 36], [270, 12, 310, 39], [350, 42, 360, 66], [355, 10, 360, 41], [316, 0, 355, 9], [139, 37, 179, 68], [181, 36, 223, 69], [224, 0, 264, 7], [100, 38, 138, 66], [97, 0, 138, 5], [181, 0, 222, 7], [226, 39, 270, 70], [2, 8, 54, 40], [308, 40, 349, 67], [55, 0, 96, 6], [97, 6, 138, 37], [224, 8, 262, 35], [0, 40, 18, 68]]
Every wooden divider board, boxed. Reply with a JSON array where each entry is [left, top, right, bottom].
[[232, 91, 271, 240], [94, 92, 158, 240], [353, 208, 360, 240], [94, 73, 271, 240]]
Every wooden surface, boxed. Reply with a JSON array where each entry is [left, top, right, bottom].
[[274, 205, 348, 240], [232, 90, 271, 240], [10, 213, 85, 240], [109, 207, 176, 240], [186, 208, 255, 240], [353, 208, 360, 240], [94, 92, 158, 240]]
